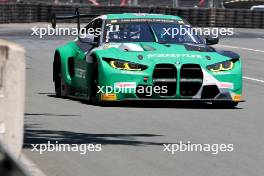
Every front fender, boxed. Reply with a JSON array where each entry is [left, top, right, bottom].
[[54, 41, 79, 85]]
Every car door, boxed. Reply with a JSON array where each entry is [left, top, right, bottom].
[[72, 19, 103, 97], [85, 18, 103, 93]]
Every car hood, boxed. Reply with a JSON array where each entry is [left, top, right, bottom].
[[95, 42, 233, 66]]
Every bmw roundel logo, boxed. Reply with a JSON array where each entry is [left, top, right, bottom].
[[138, 55, 143, 60], [206, 56, 211, 60], [176, 61, 180, 65]]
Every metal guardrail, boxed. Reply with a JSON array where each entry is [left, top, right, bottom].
[[0, 3, 264, 27]]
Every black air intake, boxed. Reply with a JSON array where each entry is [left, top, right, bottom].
[[201, 85, 220, 99], [153, 64, 177, 97], [180, 64, 203, 97]]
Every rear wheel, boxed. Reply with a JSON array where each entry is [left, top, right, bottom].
[[54, 59, 62, 97]]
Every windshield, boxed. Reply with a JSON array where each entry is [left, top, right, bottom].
[[150, 23, 204, 44], [105, 21, 205, 45], [105, 22, 155, 43]]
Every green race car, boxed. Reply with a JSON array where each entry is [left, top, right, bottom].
[[52, 11, 243, 107]]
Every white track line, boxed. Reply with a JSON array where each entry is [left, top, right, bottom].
[[243, 76, 264, 84], [217, 44, 264, 84], [217, 44, 264, 53]]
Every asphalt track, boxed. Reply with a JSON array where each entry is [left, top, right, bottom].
[[1, 24, 264, 176]]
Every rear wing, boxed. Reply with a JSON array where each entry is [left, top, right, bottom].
[[51, 8, 98, 45], [51, 8, 94, 34]]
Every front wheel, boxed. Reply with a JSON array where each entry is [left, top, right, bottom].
[[54, 59, 68, 97]]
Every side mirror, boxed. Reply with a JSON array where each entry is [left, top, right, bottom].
[[79, 34, 98, 46], [206, 36, 219, 45]]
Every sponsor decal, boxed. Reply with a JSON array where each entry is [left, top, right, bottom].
[[147, 53, 203, 59], [219, 82, 234, 89], [101, 93, 117, 101], [232, 94, 241, 101], [110, 19, 177, 24], [75, 68, 86, 79], [115, 82, 136, 89]]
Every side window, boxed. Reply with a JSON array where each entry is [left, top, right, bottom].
[[92, 19, 103, 43], [85, 21, 94, 34]]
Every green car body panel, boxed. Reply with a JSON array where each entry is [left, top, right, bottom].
[[53, 13, 243, 105]]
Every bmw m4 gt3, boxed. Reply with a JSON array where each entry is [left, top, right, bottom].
[[52, 12, 243, 107]]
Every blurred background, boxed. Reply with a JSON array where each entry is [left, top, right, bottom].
[[0, 0, 264, 176], [1, 0, 264, 28], [0, 0, 264, 8]]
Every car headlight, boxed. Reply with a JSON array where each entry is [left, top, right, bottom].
[[207, 60, 235, 72], [103, 58, 147, 71]]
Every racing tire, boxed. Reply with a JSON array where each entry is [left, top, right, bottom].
[[89, 65, 99, 104], [54, 59, 62, 97], [54, 59, 68, 97]]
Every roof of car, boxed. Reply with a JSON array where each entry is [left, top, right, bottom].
[[105, 13, 183, 21]]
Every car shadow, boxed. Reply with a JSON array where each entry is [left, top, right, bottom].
[[23, 124, 177, 148], [25, 113, 80, 117], [99, 101, 242, 109], [41, 93, 242, 110]]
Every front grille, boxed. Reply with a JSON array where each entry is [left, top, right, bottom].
[[180, 64, 203, 97], [153, 64, 177, 96]]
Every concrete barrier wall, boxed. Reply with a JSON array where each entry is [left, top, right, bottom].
[[0, 3, 264, 28], [0, 39, 25, 159]]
